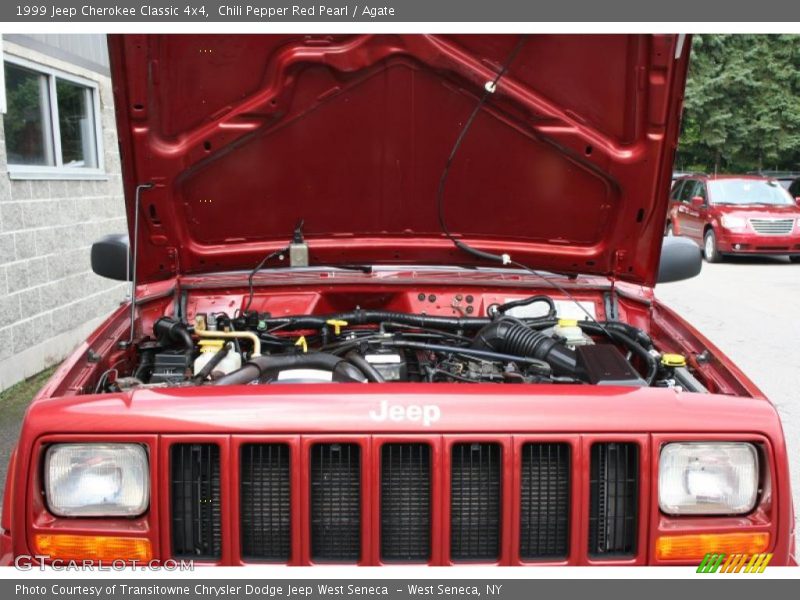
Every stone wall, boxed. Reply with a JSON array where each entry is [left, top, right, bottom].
[[0, 40, 127, 390]]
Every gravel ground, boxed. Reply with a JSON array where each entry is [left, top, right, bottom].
[[0, 256, 797, 548], [656, 254, 800, 542]]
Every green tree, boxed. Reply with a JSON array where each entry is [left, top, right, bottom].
[[676, 35, 800, 173]]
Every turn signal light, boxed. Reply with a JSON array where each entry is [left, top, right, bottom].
[[34, 534, 152, 562], [656, 532, 770, 560]]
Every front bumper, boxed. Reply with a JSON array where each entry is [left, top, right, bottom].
[[716, 230, 800, 255], [3, 387, 795, 566]]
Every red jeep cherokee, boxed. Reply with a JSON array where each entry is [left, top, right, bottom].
[[1, 34, 795, 567], [667, 174, 800, 263]]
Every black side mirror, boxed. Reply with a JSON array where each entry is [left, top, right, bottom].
[[657, 236, 702, 284], [91, 233, 131, 281]]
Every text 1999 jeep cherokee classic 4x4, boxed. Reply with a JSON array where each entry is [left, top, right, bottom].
[[1, 34, 795, 566]]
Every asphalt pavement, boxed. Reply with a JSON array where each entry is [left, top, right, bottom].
[[0, 255, 797, 546]]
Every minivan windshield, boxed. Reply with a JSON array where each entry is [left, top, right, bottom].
[[709, 178, 794, 206]]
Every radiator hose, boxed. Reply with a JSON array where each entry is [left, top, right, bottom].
[[471, 318, 577, 376]]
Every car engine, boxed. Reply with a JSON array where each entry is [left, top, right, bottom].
[[95, 294, 707, 394]]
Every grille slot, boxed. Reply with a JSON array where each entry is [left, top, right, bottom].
[[381, 443, 431, 562], [240, 444, 291, 561], [310, 443, 361, 561], [170, 443, 221, 559], [520, 443, 570, 560], [749, 218, 794, 235], [450, 443, 501, 561], [588, 442, 639, 557]]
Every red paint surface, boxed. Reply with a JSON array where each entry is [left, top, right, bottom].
[[109, 34, 689, 286]]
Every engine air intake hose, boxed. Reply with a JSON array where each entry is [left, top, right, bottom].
[[153, 317, 194, 353], [212, 352, 368, 386], [524, 318, 658, 384], [471, 319, 577, 376]]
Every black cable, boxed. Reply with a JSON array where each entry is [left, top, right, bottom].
[[379, 321, 473, 343], [493, 294, 556, 319], [434, 34, 615, 343], [243, 246, 289, 313], [436, 34, 528, 262]]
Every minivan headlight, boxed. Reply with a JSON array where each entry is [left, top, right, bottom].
[[659, 442, 758, 515], [720, 215, 747, 230], [45, 444, 150, 517]]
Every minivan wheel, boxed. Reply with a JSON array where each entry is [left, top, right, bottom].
[[704, 229, 722, 263]]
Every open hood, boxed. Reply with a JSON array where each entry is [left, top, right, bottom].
[[108, 34, 690, 286]]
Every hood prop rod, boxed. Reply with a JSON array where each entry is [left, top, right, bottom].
[[124, 182, 155, 347]]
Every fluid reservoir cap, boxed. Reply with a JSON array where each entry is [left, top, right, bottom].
[[557, 318, 578, 327], [326, 319, 348, 335], [198, 339, 225, 353], [661, 353, 687, 367]]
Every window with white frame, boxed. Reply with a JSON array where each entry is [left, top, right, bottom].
[[3, 56, 104, 178]]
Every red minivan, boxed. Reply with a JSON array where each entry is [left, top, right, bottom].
[[667, 174, 800, 263]]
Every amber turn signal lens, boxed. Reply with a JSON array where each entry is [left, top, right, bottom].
[[34, 534, 152, 562], [656, 532, 770, 560]]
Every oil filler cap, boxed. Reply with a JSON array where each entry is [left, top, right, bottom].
[[661, 353, 687, 367]]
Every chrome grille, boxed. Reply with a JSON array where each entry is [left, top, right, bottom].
[[749, 218, 795, 235]]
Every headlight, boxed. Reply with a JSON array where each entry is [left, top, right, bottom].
[[720, 215, 747, 230], [659, 442, 758, 515], [45, 444, 149, 517]]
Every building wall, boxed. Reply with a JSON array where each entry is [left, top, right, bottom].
[[0, 37, 127, 391]]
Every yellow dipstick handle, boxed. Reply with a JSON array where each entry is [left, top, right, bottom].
[[195, 328, 261, 357], [295, 335, 308, 353], [326, 319, 348, 335]]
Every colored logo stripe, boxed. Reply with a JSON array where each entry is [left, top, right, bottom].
[[698, 552, 773, 573]]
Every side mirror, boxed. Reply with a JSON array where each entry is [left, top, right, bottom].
[[658, 236, 702, 284], [795, 196, 800, 206], [91, 233, 131, 281], [690, 196, 704, 209]]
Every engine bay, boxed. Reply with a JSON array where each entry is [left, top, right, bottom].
[[90, 286, 710, 395]]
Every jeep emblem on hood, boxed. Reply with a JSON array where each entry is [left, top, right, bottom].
[[369, 400, 441, 426]]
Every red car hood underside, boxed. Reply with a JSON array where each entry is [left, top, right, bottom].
[[108, 34, 690, 286]]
